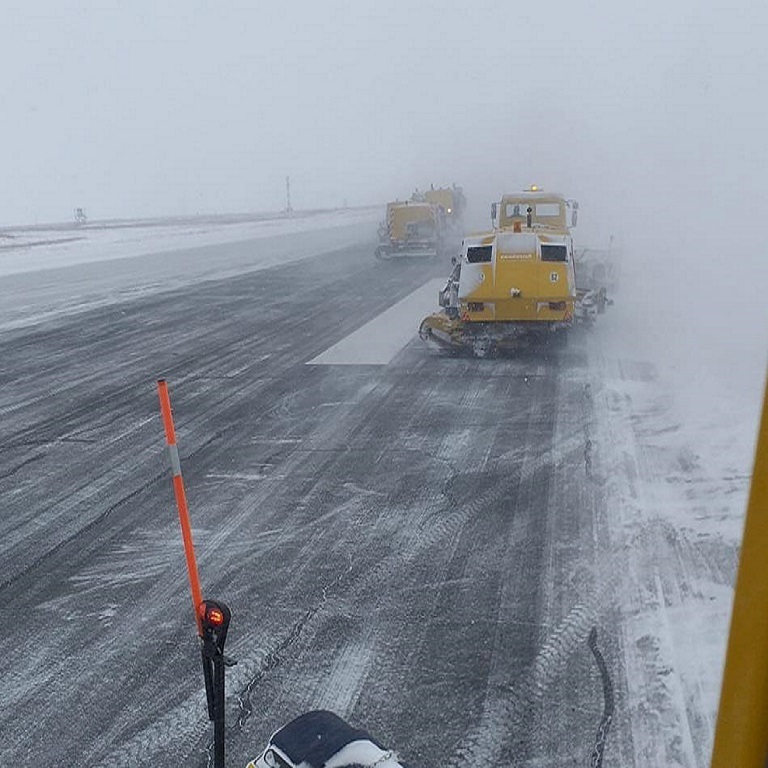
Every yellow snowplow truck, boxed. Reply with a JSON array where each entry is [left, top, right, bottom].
[[375, 200, 446, 260], [419, 188, 589, 355]]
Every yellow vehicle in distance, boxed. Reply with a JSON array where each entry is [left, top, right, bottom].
[[419, 187, 586, 355], [375, 200, 446, 260]]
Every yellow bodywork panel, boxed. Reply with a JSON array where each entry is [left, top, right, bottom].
[[386, 202, 435, 243], [424, 188, 455, 211], [711, 376, 768, 767], [458, 239, 575, 323]]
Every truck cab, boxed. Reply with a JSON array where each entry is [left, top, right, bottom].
[[492, 188, 578, 234]]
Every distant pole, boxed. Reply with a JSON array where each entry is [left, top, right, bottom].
[[285, 176, 293, 216]]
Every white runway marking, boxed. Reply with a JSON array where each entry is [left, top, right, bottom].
[[308, 278, 444, 365]]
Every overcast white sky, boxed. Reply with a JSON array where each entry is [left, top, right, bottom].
[[2, 0, 766, 229]]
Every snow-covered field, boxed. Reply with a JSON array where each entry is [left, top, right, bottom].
[[0, 209, 379, 277], [308, 278, 444, 366], [588, 251, 766, 765], [1, 208, 380, 330]]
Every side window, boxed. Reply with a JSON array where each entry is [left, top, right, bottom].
[[541, 245, 567, 262], [466, 245, 493, 263]]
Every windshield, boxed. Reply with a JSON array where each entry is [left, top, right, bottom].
[[504, 201, 562, 219]]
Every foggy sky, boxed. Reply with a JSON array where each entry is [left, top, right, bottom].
[[3, 0, 766, 231]]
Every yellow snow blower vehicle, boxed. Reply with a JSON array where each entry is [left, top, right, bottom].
[[375, 200, 446, 260], [418, 188, 583, 355]]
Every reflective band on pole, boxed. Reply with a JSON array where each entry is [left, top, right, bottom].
[[168, 443, 182, 477], [157, 379, 204, 634]]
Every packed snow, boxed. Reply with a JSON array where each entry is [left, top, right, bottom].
[[307, 278, 444, 365], [586, 247, 766, 766]]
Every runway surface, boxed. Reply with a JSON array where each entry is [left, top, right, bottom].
[[0, 221, 666, 767]]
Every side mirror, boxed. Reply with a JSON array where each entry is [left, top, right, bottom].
[[491, 202, 497, 223], [571, 201, 579, 227]]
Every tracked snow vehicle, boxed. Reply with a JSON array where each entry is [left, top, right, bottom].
[[375, 200, 445, 260], [419, 188, 580, 355]]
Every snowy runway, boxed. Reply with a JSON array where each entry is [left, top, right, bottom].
[[0, 217, 759, 768]]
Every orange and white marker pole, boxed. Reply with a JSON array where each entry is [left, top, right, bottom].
[[157, 379, 234, 768], [157, 378, 204, 634]]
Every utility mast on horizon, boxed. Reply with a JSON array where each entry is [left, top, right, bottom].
[[285, 176, 293, 216]]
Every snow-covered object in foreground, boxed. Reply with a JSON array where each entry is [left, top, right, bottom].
[[246, 710, 408, 768]]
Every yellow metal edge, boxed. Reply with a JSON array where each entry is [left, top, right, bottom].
[[711, 372, 768, 767]]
